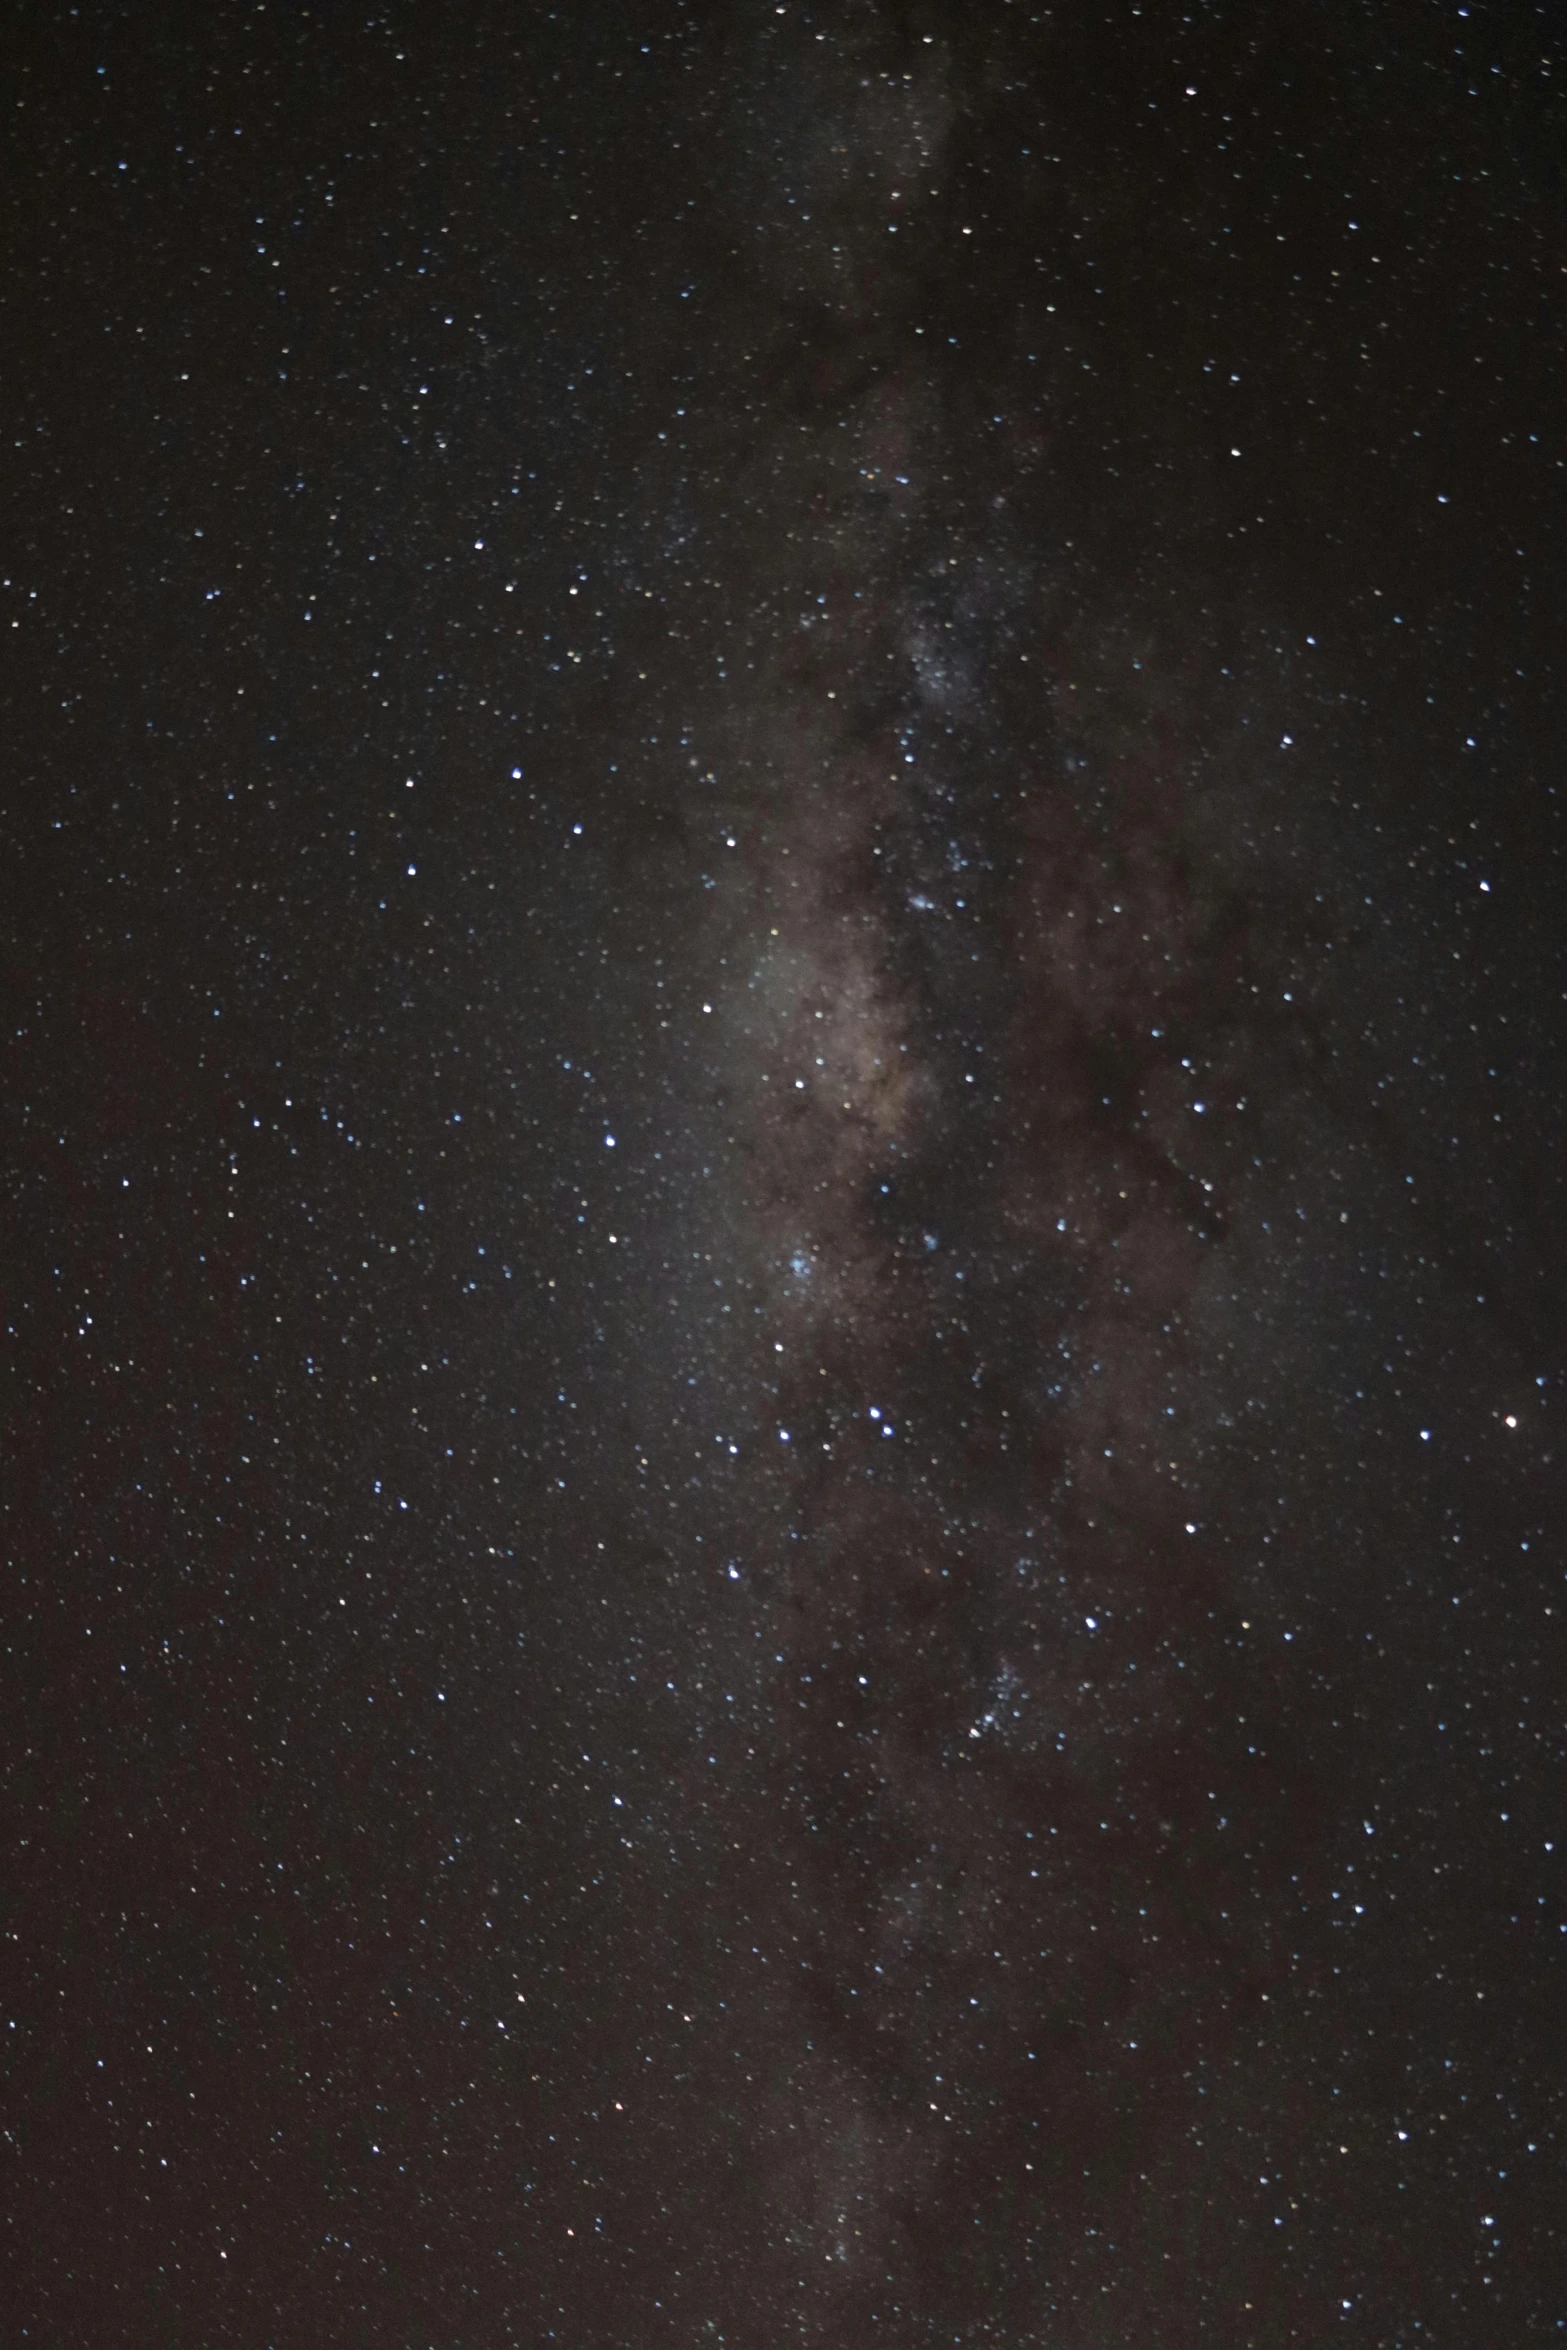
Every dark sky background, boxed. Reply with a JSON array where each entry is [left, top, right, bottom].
[[3, 2, 1565, 2343]]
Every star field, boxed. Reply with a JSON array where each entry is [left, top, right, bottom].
[[3, 3, 1564, 2344]]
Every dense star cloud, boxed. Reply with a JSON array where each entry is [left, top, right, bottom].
[[3, 2, 1563, 2344]]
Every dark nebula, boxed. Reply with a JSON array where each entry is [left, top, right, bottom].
[[3, 3, 1564, 2344]]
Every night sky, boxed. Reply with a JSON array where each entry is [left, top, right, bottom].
[[4, 2, 1565, 2343]]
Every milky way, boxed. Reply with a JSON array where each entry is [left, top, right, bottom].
[[6, 2, 1562, 2342], [508, 14, 1560, 2334]]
